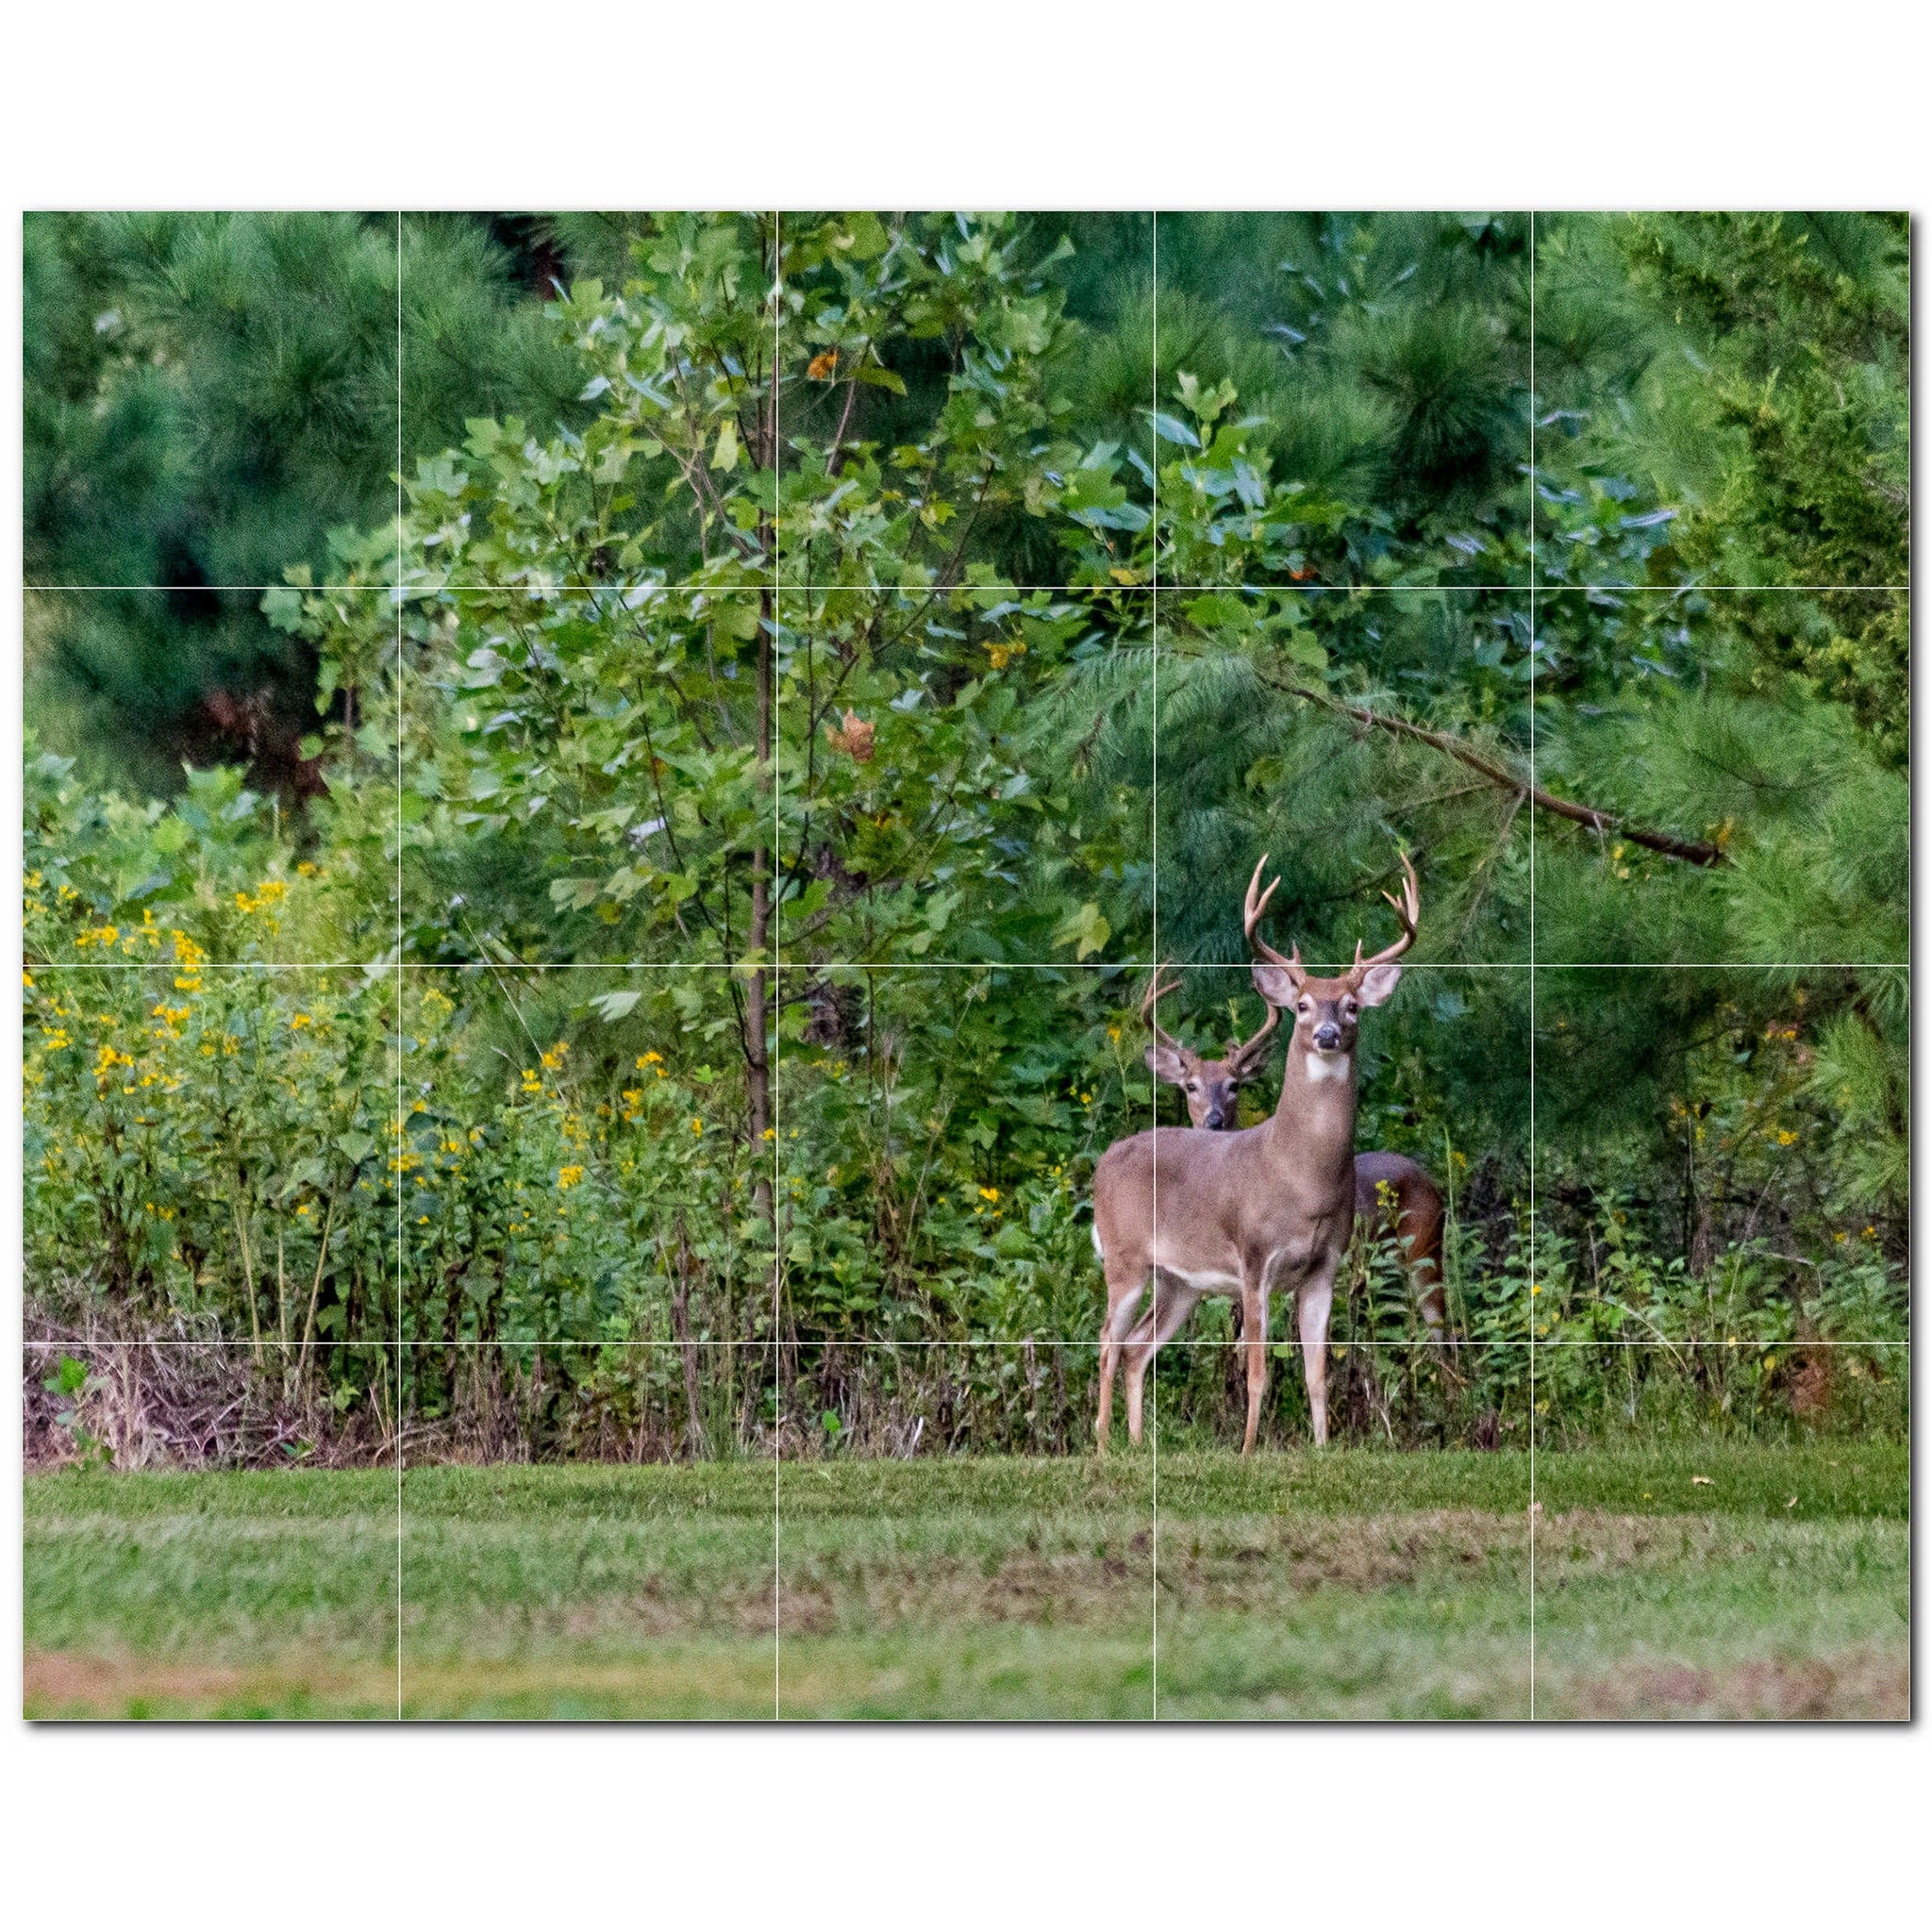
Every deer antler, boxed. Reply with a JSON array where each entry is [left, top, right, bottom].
[[1347, 850, 1421, 984], [1224, 996, 1280, 1078], [1139, 965, 1187, 1053], [1242, 855, 1302, 976]]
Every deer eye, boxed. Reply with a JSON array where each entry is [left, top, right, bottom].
[[1296, 1000, 1311, 1016]]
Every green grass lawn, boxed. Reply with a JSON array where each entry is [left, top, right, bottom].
[[23, 1442, 1908, 1720]]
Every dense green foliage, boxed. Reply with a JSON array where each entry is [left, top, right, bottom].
[[23, 211, 1907, 1461]]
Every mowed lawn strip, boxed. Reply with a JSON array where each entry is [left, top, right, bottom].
[[775, 1455, 1155, 1719], [1531, 1442, 1907, 1519], [24, 1443, 1909, 1720], [25, 1468, 400, 1719], [401, 1462, 777, 1719], [1151, 1450, 1530, 1719]]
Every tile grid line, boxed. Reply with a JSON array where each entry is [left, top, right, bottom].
[[394, 210, 407, 1724], [26, 580, 1913, 594], [1149, 208, 1159, 1724], [48, 1336, 1907, 1354], [1527, 208, 1537, 1723], [31, 958, 1912, 974], [772, 211, 783, 1724]]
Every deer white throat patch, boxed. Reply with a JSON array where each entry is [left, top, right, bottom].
[[1303, 1050, 1352, 1085]]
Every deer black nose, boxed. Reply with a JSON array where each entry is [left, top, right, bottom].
[[1202, 1106, 1225, 1129], [1313, 1023, 1342, 1052]]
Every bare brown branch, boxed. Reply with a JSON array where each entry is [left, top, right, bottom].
[[1256, 673, 1726, 867]]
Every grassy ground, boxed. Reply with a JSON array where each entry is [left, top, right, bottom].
[[23, 1442, 1907, 1720]]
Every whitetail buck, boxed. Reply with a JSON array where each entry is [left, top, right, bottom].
[[1092, 852, 1420, 1453], [1140, 970, 1449, 1341]]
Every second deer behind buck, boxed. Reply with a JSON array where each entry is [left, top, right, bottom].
[[1092, 851, 1425, 1453], [1140, 969, 1450, 1342]]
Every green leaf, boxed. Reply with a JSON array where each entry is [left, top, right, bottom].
[[1057, 902, 1110, 961], [42, 1356, 89, 1399], [261, 586, 306, 634], [840, 211, 890, 260]]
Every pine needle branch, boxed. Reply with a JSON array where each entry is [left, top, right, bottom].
[[1253, 670, 1727, 867]]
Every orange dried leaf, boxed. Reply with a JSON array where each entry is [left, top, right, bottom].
[[825, 708, 874, 763], [807, 350, 840, 380]]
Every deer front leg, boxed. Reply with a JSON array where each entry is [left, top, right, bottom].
[[1122, 1270, 1199, 1446], [1095, 1277, 1147, 1455], [1240, 1277, 1272, 1455], [1297, 1261, 1339, 1447]]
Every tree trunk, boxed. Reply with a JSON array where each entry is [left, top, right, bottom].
[[671, 1219, 706, 1459], [746, 570, 778, 1425]]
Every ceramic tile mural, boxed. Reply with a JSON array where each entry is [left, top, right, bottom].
[[24, 213, 1907, 1719]]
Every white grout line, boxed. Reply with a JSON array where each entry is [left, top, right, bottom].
[[760, 208, 776, 1723], [41, 1337, 1909, 1352], [1527, 208, 1538, 1724], [1149, 208, 1160, 1724], [25, 581, 1911, 595], [394, 209, 407, 1725], [31, 958, 1912, 974]]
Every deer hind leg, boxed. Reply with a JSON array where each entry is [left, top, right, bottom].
[[1297, 1263, 1339, 1447], [1095, 1275, 1148, 1455], [1398, 1203, 1449, 1342], [1122, 1271, 1199, 1447], [1397, 1197, 1459, 1393]]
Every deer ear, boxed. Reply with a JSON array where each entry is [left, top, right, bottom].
[[1227, 1050, 1265, 1087], [1251, 962, 1298, 1008], [1145, 1043, 1192, 1084], [1356, 962, 1403, 1008]]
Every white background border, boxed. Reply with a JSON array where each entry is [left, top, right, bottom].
[[4, 3, 1924, 1925]]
